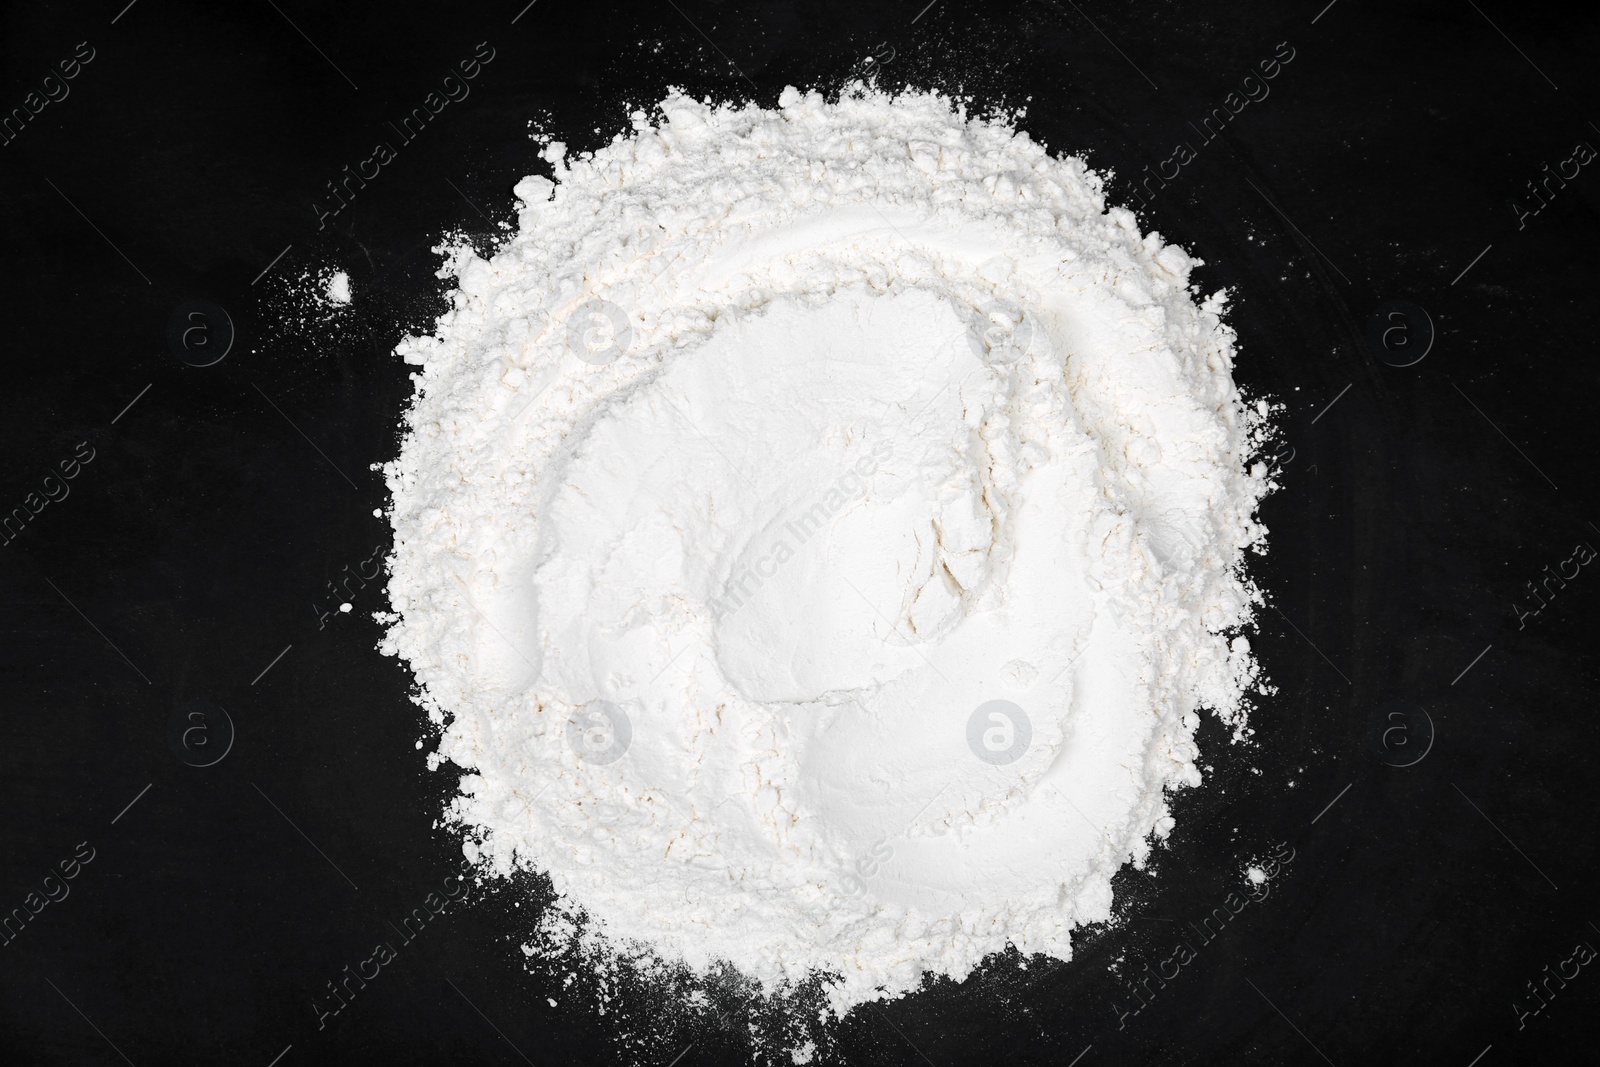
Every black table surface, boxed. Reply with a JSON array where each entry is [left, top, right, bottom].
[[2, 2, 1596, 1064]]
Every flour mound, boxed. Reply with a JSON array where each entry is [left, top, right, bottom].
[[381, 86, 1271, 1018]]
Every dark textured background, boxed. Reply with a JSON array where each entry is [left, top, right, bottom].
[[2, 1, 1597, 1064]]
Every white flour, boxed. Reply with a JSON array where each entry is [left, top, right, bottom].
[[380, 86, 1272, 1020]]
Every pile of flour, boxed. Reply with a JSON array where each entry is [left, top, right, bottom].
[[380, 86, 1271, 1017]]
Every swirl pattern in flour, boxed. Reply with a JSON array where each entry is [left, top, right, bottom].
[[381, 86, 1272, 1015]]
